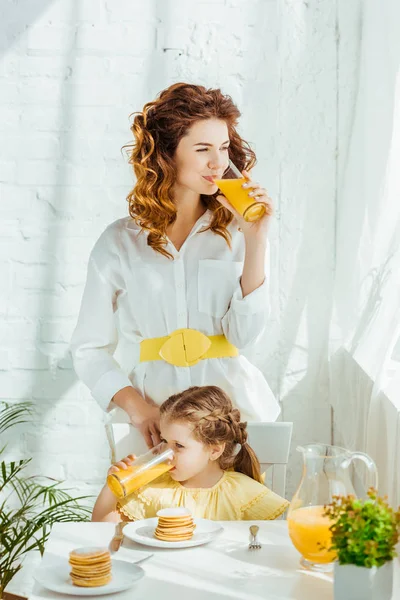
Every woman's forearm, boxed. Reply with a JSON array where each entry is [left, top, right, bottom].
[[112, 386, 144, 418], [240, 235, 267, 298], [112, 387, 160, 448], [91, 484, 120, 522]]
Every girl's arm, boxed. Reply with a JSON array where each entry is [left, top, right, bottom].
[[91, 454, 136, 522], [91, 484, 120, 523]]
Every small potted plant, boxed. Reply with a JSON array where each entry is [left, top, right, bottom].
[[324, 488, 400, 600]]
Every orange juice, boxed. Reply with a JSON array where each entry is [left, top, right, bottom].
[[214, 178, 266, 222], [287, 506, 336, 564], [107, 462, 172, 499]]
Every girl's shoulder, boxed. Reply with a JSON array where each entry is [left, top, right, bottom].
[[222, 470, 265, 492], [221, 471, 289, 520]]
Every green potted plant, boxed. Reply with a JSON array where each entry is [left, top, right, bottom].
[[0, 401, 92, 599], [324, 488, 400, 600]]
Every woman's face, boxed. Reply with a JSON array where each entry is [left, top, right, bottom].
[[160, 417, 223, 482], [173, 118, 230, 197]]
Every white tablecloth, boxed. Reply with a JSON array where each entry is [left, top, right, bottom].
[[25, 522, 399, 600]]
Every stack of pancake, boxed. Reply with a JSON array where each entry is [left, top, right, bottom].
[[155, 508, 196, 542], [69, 547, 112, 587]]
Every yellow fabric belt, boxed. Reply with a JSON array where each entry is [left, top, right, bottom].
[[139, 328, 238, 367]]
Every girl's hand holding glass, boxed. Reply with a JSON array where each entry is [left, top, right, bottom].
[[107, 454, 137, 477], [107, 444, 174, 499]]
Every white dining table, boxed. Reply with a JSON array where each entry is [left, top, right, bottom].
[[24, 521, 399, 600]]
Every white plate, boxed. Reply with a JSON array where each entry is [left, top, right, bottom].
[[124, 517, 223, 549], [34, 554, 144, 596]]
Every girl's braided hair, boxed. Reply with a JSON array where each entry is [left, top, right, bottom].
[[160, 386, 262, 483]]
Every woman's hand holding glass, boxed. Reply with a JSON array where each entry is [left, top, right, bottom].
[[216, 169, 273, 240]]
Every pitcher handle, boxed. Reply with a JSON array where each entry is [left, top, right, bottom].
[[343, 451, 378, 493]]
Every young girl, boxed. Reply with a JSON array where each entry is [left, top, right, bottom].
[[92, 386, 289, 522]]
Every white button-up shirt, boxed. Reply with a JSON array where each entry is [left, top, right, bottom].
[[70, 211, 280, 422]]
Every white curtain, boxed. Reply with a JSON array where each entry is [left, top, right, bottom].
[[330, 0, 400, 506]]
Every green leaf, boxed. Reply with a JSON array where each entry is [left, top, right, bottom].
[[0, 401, 34, 435]]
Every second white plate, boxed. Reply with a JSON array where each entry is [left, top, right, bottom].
[[34, 554, 144, 596], [124, 518, 223, 549]]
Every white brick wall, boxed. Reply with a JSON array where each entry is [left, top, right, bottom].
[[0, 0, 361, 502]]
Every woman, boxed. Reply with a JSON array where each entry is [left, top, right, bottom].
[[70, 82, 280, 449]]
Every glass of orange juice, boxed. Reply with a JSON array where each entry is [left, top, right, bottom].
[[214, 160, 267, 222], [107, 442, 174, 499]]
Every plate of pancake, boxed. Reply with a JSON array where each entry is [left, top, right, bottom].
[[34, 547, 144, 596], [124, 507, 224, 549]]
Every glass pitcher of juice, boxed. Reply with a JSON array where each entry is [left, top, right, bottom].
[[214, 160, 269, 222], [287, 444, 378, 572], [107, 442, 174, 499]]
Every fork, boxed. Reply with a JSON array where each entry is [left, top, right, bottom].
[[248, 525, 261, 550]]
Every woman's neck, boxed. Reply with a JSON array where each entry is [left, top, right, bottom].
[[171, 183, 207, 224], [167, 184, 207, 250], [180, 462, 224, 489]]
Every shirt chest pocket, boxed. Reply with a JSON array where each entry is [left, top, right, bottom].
[[198, 259, 243, 318]]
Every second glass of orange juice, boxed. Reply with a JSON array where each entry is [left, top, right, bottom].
[[214, 160, 267, 222], [107, 442, 174, 499]]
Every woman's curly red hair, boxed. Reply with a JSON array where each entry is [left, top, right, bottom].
[[125, 82, 256, 258]]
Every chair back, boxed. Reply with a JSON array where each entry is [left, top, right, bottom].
[[247, 422, 293, 497]]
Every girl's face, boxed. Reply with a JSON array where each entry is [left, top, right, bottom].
[[173, 118, 230, 197], [160, 417, 224, 482]]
